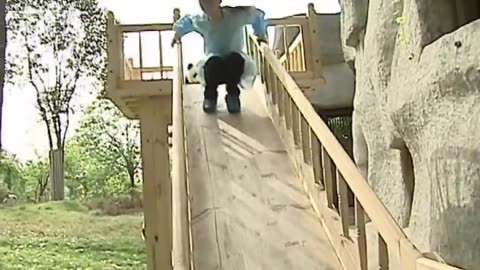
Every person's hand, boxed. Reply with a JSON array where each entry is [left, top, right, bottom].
[[171, 37, 179, 47]]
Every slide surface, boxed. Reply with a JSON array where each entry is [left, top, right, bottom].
[[184, 83, 342, 270]]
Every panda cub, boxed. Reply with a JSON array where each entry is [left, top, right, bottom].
[[185, 63, 200, 84]]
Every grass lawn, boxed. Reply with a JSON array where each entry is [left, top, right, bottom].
[[0, 201, 146, 270]]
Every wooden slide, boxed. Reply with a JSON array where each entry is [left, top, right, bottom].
[[183, 83, 343, 270]]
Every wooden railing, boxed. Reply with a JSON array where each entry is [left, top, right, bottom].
[[276, 31, 306, 72], [108, 5, 465, 270], [246, 33, 463, 270], [258, 3, 322, 98], [106, 9, 191, 270], [170, 9, 192, 270], [264, 3, 320, 78], [119, 23, 174, 81], [106, 12, 173, 119]]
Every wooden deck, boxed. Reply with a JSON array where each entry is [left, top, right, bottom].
[[184, 84, 342, 270]]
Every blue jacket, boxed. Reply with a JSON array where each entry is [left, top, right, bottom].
[[173, 6, 268, 56]]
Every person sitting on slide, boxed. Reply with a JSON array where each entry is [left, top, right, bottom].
[[171, 0, 268, 113]]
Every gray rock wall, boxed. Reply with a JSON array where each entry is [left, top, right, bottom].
[[340, 0, 480, 268]]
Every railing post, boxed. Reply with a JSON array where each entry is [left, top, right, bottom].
[[171, 8, 192, 270], [307, 3, 323, 79], [139, 96, 173, 270], [106, 11, 119, 93]]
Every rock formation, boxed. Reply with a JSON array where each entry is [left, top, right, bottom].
[[339, 0, 480, 268]]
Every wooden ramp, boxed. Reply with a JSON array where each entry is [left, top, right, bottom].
[[184, 83, 342, 270]]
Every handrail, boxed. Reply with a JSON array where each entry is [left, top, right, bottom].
[[247, 34, 463, 270], [119, 23, 173, 33], [171, 10, 191, 270], [276, 31, 306, 72]]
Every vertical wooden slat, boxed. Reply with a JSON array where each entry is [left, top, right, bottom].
[[118, 32, 126, 81], [106, 12, 120, 86], [322, 147, 335, 208], [379, 234, 390, 270], [244, 27, 250, 55], [307, 3, 323, 78], [261, 54, 266, 81], [272, 73, 279, 106], [301, 116, 311, 164], [292, 48, 296, 71], [264, 61, 271, 94], [285, 96, 292, 130], [278, 83, 285, 117], [299, 27, 306, 71], [275, 78, 282, 112], [311, 132, 324, 188], [138, 31, 144, 80], [158, 31, 163, 79], [331, 163, 339, 210], [356, 198, 368, 270], [292, 105, 301, 146], [139, 97, 173, 270], [337, 170, 350, 238], [282, 25, 290, 71]]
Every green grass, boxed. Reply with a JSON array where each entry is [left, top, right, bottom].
[[0, 201, 146, 270]]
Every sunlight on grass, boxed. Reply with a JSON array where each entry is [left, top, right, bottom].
[[0, 201, 145, 270]]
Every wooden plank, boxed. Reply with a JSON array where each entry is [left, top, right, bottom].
[[416, 258, 463, 270], [259, 41, 415, 258], [116, 79, 173, 97], [139, 96, 172, 270], [171, 43, 190, 270], [356, 199, 368, 270], [185, 83, 343, 270], [252, 81, 358, 270], [184, 85, 221, 270], [118, 23, 173, 33]]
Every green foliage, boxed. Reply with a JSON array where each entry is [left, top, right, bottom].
[[6, 0, 107, 151], [0, 97, 142, 202], [0, 151, 22, 195], [2, 0, 139, 206], [21, 159, 50, 202], [0, 151, 49, 202], [393, 0, 408, 45], [0, 201, 145, 269], [0, 153, 50, 203], [75, 98, 142, 189], [60, 98, 141, 199]]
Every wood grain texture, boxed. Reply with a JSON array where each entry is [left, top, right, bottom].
[[184, 84, 342, 270]]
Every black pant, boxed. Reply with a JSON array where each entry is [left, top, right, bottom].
[[203, 52, 245, 100]]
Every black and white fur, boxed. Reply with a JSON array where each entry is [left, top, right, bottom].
[[185, 63, 200, 84], [2, 193, 17, 205]]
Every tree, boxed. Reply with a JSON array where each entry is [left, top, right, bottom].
[[0, 151, 21, 198], [21, 158, 50, 202], [6, 0, 107, 199], [64, 139, 133, 199], [0, 0, 6, 150], [75, 99, 142, 190]]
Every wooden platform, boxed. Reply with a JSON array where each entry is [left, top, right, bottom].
[[184, 84, 342, 270]]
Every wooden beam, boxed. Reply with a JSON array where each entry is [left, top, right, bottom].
[[139, 96, 173, 270], [119, 23, 173, 33], [116, 79, 173, 97]]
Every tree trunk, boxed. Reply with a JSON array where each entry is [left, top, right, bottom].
[[50, 149, 64, 200], [128, 169, 135, 188], [0, 0, 6, 150], [37, 175, 49, 202]]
